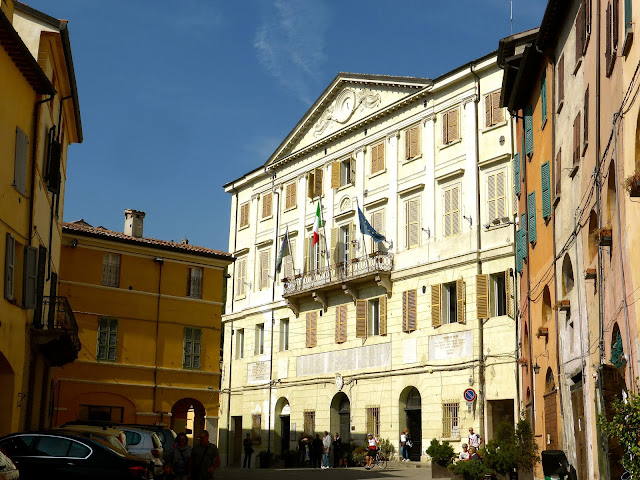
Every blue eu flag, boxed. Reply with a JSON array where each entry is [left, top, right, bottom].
[[357, 206, 386, 242]]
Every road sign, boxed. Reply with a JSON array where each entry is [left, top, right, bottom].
[[463, 388, 477, 402]]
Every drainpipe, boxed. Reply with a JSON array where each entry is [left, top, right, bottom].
[[470, 63, 485, 439], [509, 109, 521, 420], [153, 257, 163, 418], [225, 188, 238, 465]]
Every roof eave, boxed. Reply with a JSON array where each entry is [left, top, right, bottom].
[[59, 22, 82, 143]]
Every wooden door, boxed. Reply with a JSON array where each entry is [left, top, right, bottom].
[[233, 416, 243, 465], [543, 390, 559, 449], [570, 386, 587, 480]]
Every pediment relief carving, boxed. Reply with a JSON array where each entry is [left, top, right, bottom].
[[313, 88, 381, 138]]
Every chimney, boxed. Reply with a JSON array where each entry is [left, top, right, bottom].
[[124, 209, 145, 238]]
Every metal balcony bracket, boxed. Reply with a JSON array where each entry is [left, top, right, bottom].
[[375, 274, 392, 297], [342, 283, 358, 304], [286, 299, 300, 318], [311, 291, 328, 312]]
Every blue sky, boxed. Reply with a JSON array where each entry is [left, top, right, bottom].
[[26, 0, 546, 252]]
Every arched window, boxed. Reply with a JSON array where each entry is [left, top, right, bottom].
[[562, 254, 575, 295], [566, 309, 574, 354], [607, 163, 617, 226], [545, 368, 555, 394], [542, 286, 552, 325], [588, 210, 598, 261], [611, 323, 625, 368]]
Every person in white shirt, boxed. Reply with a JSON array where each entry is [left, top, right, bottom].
[[322, 431, 332, 470], [468, 428, 482, 449], [459, 443, 470, 460], [365, 434, 378, 470]]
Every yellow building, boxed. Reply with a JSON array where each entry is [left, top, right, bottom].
[[52, 212, 233, 441], [0, 0, 82, 435]]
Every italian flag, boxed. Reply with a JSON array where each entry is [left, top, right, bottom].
[[313, 203, 322, 246]]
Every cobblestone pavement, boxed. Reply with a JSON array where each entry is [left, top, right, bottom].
[[215, 463, 431, 480]]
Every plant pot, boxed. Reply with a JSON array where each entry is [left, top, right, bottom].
[[598, 230, 612, 247], [628, 179, 640, 197]]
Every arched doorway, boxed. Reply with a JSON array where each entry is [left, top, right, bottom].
[[274, 397, 290, 454], [543, 368, 559, 449], [171, 398, 206, 447], [330, 392, 350, 443], [0, 352, 15, 435], [399, 386, 421, 461]]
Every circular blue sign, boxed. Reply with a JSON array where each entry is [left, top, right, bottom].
[[463, 388, 477, 402]]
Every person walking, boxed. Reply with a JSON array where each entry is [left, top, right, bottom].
[[468, 427, 482, 450], [312, 434, 323, 469], [365, 433, 378, 470], [166, 432, 191, 480], [400, 429, 407, 461], [402, 428, 412, 461], [332, 432, 342, 468], [322, 431, 332, 469], [298, 435, 309, 466], [242, 433, 254, 468], [189, 430, 220, 480]]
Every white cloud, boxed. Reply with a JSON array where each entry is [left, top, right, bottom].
[[254, 0, 330, 105]]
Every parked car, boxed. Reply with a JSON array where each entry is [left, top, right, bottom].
[[120, 425, 176, 454], [0, 432, 153, 480], [56, 426, 128, 454], [0, 446, 19, 480], [119, 427, 163, 476], [60, 421, 127, 449]]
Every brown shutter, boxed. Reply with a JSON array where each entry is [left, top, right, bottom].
[[505, 269, 514, 318], [335, 305, 345, 343], [606, 2, 612, 70], [314, 167, 323, 197], [492, 91, 503, 124], [555, 148, 562, 196], [448, 109, 458, 142], [350, 156, 356, 186], [558, 55, 565, 104], [306, 312, 317, 347], [370, 144, 377, 174], [405, 128, 411, 160], [377, 141, 385, 172], [402, 291, 409, 331], [303, 237, 310, 273], [379, 295, 387, 335], [584, 86, 589, 147], [431, 284, 441, 327], [613, 0, 619, 49], [574, 113, 581, 166], [331, 227, 339, 265], [576, 4, 585, 61], [456, 278, 466, 324], [331, 161, 340, 188], [356, 299, 367, 338], [488, 173, 496, 221], [452, 186, 460, 235], [485, 93, 492, 127], [444, 188, 452, 237], [403, 290, 417, 332], [476, 274, 489, 319], [407, 198, 419, 247], [307, 171, 315, 199], [442, 111, 449, 144], [349, 222, 357, 261]]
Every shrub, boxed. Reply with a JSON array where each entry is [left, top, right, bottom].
[[449, 459, 492, 480], [482, 420, 539, 473], [425, 438, 455, 467], [351, 447, 366, 466], [378, 438, 396, 457]]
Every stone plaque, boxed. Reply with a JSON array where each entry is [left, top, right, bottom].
[[247, 361, 271, 384], [428, 331, 472, 361]]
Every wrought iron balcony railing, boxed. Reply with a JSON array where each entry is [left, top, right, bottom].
[[283, 252, 393, 297], [33, 296, 81, 365]]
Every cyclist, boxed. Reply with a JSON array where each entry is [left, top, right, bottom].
[[365, 433, 378, 470]]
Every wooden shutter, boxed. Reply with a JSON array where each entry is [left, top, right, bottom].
[[260, 250, 269, 289], [406, 125, 419, 159], [541, 71, 548, 123], [576, 4, 585, 61], [33, 246, 46, 327], [555, 149, 562, 197], [584, 86, 589, 147], [492, 91, 503, 124], [514, 153, 521, 196], [542, 162, 551, 219], [307, 171, 315, 198], [444, 188, 452, 237], [350, 156, 356, 186], [403, 290, 417, 332], [236, 258, 246, 297], [356, 299, 367, 338], [524, 106, 533, 155], [476, 274, 489, 319], [516, 228, 523, 273], [488, 173, 497, 221], [349, 222, 357, 261], [331, 227, 339, 265], [371, 141, 384, 173], [456, 278, 466, 324], [379, 295, 387, 335], [527, 192, 537, 244], [484, 93, 492, 127], [371, 211, 383, 252], [451, 186, 460, 235], [442, 111, 449, 144], [606, 2, 612, 71], [285, 182, 296, 210], [447, 109, 458, 143], [336, 305, 347, 343], [240, 202, 250, 227], [306, 312, 317, 348], [496, 172, 506, 219], [262, 193, 272, 219], [613, 0, 619, 49], [406, 198, 419, 247], [284, 239, 295, 280], [14, 127, 28, 196], [331, 161, 341, 188], [314, 167, 323, 197], [47, 272, 57, 327], [303, 237, 310, 273], [558, 56, 565, 105], [521, 213, 528, 258], [431, 284, 441, 327], [4, 233, 15, 301], [23, 246, 38, 309], [505, 269, 514, 318], [319, 231, 326, 267], [573, 113, 581, 166]]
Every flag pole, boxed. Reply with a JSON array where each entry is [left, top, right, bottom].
[[318, 195, 331, 280], [355, 197, 368, 259]]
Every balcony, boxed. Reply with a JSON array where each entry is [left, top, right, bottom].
[[282, 252, 393, 315], [32, 296, 81, 366]]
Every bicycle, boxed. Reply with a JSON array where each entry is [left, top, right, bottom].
[[373, 450, 388, 469]]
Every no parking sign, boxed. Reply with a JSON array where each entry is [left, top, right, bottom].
[[464, 388, 476, 412]]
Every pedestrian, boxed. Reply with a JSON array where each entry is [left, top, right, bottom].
[[468, 446, 482, 461], [322, 431, 332, 469], [312, 433, 323, 469], [159, 463, 177, 480], [459, 443, 470, 461], [333, 432, 342, 468], [468, 427, 482, 450], [166, 432, 191, 480], [403, 428, 412, 461], [365, 433, 378, 470], [243, 433, 254, 468], [298, 434, 309, 466], [189, 430, 220, 480]]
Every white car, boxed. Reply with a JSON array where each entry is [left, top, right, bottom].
[[0, 447, 19, 480], [120, 428, 163, 476]]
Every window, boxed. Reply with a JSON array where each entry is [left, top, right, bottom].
[[4, 233, 15, 301], [13, 127, 28, 196], [371, 141, 385, 174], [442, 403, 460, 439], [490, 273, 507, 317], [331, 157, 356, 188], [335, 305, 347, 343], [402, 290, 417, 333], [524, 106, 533, 156], [305, 234, 323, 273], [285, 181, 297, 210], [23, 245, 38, 309], [255, 323, 264, 355], [258, 249, 270, 290], [541, 71, 548, 125], [573, 112, 582, 171], [97, 318, 118, 361], [487, 171, 506, 223], [443, 282, 458, 324], [404, 197, 420, 248], [555, 149, 562, 199], [183, 327, 202, 369], [366, 407, 380, 437], [432, 279, 465, 326], [306, 312, 317, 348], [528, 191, 537, 243], [102, 253, 120, 287], [340, 225, 351, 264], [307, 167, 323, 198], [279, 318, 289, 351], [370, 210, 385, 253], [405, 124, 420, 159], [605, 0, 619, 76], [236, 257, 247, 298], [443, 185, 460, 237], [356, 297, 387, 338], [303, 411, 315, 436], [541, 162, 551, 219], [584, 86, 589, 152], [442, 108, 459, 144], [34, 437, 73, 457], [484, 90, 503, 127], [252, 414, 262, 443], [239, 202, 250, 228], [78, 404, 124, 422], [187, 267, 202, 298], [235, 328, 244, 359], [283, 239, 296, 280], [557, 55, 564, 111], [261, 192, 272, 219], [576, 3, 586, 64]]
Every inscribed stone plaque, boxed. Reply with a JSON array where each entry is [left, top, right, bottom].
[[428, 331, 472, 361], [296, 342, 391, 376], [403, 338, 418, 364], [247, 361, 271, 384], [278, 358, 289, 379]]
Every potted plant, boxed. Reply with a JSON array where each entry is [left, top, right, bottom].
[[623, 170, 640, 197], [426, 438, 455, 478], [598, 390, 640, 479], [257, 450, 274, 469], [378, 438, 396, 459], [592, 226, 613, 247], [449, 458, 492, 480], [351, 446, 367, 466]]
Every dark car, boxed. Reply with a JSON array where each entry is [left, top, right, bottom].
[[0, 432, 153, 480], [120, 425, 176, 453]]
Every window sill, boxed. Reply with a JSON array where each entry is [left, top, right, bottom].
[[569, 164, 579, 179], [337, 182, 355, 193], [622, 27, 634, 57], [440, 138, 462, 151], [402, 153, 423, 165], [368, 169, 387, 179], [238, 224, 250, 232], [284, 205, 297, 213], [582, 142, 588, 157], [553, 196, 560, 208], [441, 437, 461, 442], [101, 283, 120, 289], [573, 57, 582, 76], [260, 215, 274, 222], [541, 117, 548, 131], [556, 101, 564, 114], [481, 120, 507, 134]]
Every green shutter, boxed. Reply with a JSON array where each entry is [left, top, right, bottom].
[[521, 213, 527, 259], [625, 0, 632, 27], [541, 72, 548, 124], [514, 153, 521, 196], [528, 191, 537, 243], [525, 106, 533, 155], [541, 162, 551, 218], [521, 123, 526, 181], [516, 228, 523, 273]]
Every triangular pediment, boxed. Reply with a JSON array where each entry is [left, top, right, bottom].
[[266, 73, 431, 168]]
